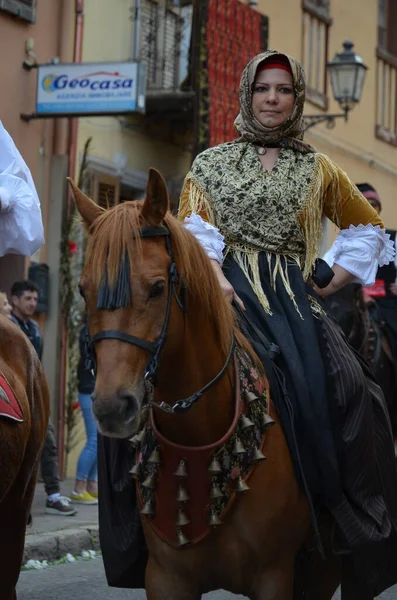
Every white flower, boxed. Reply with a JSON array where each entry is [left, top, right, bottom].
[[81, 550, 90, 559], [24, 559, 46, 570], [88, 550, 96, 558], [66, 553, 76, 563]]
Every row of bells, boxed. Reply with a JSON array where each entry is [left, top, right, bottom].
[[131, 403, 274, 547]]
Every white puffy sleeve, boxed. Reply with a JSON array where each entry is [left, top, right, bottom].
[[322, 224, 394, 286], [0, 122, 44, 257], [183, 213, 225, 263]]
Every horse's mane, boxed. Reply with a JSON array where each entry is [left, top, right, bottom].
[[85, 201, 260, 366]]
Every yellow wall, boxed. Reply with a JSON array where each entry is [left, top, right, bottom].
[[76, 0, 191, 189], [67, 0, 192, 477], [259, 0, 397, 229]]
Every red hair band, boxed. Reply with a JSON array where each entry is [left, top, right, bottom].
[[257, 57, 292, 75]]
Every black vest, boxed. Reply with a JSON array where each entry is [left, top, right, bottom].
[[376, 229, 396, 294]]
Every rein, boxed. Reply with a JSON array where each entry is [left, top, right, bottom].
[[88, 224, 235, 415]]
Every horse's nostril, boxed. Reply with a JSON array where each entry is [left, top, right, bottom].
[[120, 393, 139, 423]]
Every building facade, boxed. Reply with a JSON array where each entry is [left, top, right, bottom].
[[260, 0, 397, 240], [75, 0, 194, 213], [0, 0, 77, 467]]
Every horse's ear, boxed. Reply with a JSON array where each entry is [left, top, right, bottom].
[[141, 168, 169, 224], [67, 178, 102, 227]]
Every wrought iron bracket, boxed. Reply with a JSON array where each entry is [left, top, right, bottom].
[[303, 109, 349, 132]]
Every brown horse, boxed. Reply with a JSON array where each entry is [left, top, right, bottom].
[[0, 316, 49, 599], [69, 170, 343, 600]]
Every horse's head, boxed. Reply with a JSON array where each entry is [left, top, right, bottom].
[[69, 169, 182, 439]]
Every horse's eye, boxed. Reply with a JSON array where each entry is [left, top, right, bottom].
[[149, 281, 165, 299]]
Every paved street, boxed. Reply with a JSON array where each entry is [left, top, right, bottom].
[[16, 558, 245, 599], [16, 556, 397, 599]]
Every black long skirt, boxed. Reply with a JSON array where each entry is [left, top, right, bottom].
[[97, 253, 397, 595]]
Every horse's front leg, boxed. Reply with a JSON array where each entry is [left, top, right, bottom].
[[145, 556, 201, 600], [252, 560, 295, 600]]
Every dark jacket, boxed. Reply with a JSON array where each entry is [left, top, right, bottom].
[[78, 324, 95, 395], [11, 313, 43, 361], [376, 229, 397, 295]]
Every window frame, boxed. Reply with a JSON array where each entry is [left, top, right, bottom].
[[301, 0, 332, 110], [0, 0, 36, 24], [375, 0, 397, 146]]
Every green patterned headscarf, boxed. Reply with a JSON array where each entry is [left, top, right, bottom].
[[234, 50, 316, 154]]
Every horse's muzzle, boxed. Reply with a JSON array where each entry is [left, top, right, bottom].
[[92, 390, 141, 438]]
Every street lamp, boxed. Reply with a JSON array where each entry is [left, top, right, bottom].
[[303, 41, 368, 132]]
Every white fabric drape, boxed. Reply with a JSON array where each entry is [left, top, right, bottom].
[[322, 224, 395, 286], [0, 121, 44, 257]]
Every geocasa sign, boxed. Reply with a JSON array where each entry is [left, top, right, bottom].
[[36, 62, 145, 116]]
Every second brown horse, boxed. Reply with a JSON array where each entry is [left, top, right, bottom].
[[0, 316, 49, 600]]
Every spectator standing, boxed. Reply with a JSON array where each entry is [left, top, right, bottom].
[[0, 292, 12, 318], [70, 323, 98, 505], [10, 280, 76, 516]]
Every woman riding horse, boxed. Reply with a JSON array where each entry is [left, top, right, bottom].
[[74, 51, 397, 599], [178, 51, 397, 596]]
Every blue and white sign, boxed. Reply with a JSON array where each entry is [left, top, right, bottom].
[[36, 62, 145, 115]]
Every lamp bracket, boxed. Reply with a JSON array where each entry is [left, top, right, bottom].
[[303, 109, 349, 132]]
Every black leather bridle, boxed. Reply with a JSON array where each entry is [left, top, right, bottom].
[[87, 225, 235, 415]]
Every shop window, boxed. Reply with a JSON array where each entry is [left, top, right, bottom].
[[302, 0, 332, 110], [0, 0, 36, 23], [376, 0, 397, 145]]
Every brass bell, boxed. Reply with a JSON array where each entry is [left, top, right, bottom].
[[208, 457, 222, 474], [148, 448, 162, 465], [176, 507, 190, 527], [253, 447, 266, 462], [177, 528, 189, 547], [210, 483, 223, 499], [240, 415, 254, 430], [208, 508, 222, 527], [129, 462, 141, 479], [244, 390, 258, 404], [137, 429, 146, 444], [140, 405, 150, 420], [262, 413, 276, 428], [174, 460, 188, 478], [176, 485, 190, 503], [236, 476, 250, 493], [232, 437, 246, 455], [142, 473, 156, 489], [141, 499, 155, 517]]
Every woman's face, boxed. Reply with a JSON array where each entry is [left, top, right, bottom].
[[252, 68, 295, 129], [0, 296, 12, 319]]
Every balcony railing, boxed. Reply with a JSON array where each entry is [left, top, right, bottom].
[[376, 48, 397, 146], [131, 0, 193, 93]]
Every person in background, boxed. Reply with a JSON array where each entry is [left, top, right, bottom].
[[70, 323, 98, 505], [356, 183, 397, 357], [10, 280, 77, 516], [0, 292, 12, 319]]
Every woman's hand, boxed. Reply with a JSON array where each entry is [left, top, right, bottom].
[[210, 259, 246, 311], [312, 264, 355, 298]]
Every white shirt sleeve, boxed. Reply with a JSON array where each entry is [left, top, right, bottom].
[[0, 122, 44, 257], [183, 213, 225, 263], [322, 224, 395, 286]]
